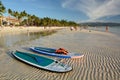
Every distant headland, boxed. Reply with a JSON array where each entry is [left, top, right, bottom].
[[80, 22, 120, 26]]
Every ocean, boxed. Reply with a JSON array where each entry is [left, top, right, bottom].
[[89, 26, 120, 37], [109, 26, 120, 36], [0, 26, 120, 48]]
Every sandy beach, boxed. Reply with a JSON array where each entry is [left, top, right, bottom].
[[0, 27, 119, 80], [0, 26, 64, 34]]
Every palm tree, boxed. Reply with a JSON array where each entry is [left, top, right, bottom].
[[0, 1, 6, 26], [8, 9, 12, 15], [20, 10, 27, 21], [8, 9, 12, 25], [60, 19, 67, 26]]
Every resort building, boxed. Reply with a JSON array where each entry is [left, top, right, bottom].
[[0, 16, 20, 26]]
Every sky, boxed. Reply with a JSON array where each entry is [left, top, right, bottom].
[[1, 0, 120, 23]]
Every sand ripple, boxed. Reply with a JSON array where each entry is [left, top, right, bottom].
[[0, 28, 120, 80]]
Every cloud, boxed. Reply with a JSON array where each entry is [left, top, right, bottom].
[[62, 0, 120, 21]]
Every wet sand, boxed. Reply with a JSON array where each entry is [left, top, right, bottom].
[[0, 28, 119, 80]]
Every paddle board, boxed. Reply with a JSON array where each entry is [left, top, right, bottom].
[[12, 51, 72, 72], [30, 47, 84, 58]]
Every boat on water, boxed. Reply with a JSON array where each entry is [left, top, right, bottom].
[[12, 51, 72, 72], [30, 47, 84, 58]]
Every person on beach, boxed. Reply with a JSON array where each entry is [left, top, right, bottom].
[[70, 27, 74, 31], [44, 26, 46, 29], [106, 26, 109, 32]]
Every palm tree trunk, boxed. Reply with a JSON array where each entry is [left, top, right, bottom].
[[0, 16, 3, 26]]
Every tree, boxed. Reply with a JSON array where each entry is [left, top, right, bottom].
[[8, 9, 12, 16], [8, 9, 13, 25], [60, 19, 67, 26], [0, 1, 6, 15], [20, 10, 27, 20], [0, 1, 6, 26]]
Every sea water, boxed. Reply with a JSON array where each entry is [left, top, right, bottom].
[[0, 31, 56, 48], [89, 26, 120, 37], [0, 32, 37, 48], [109, 26, 120, 37], [0, 27, 120, 48]]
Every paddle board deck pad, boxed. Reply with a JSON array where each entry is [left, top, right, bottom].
[[12, 51, 72, 72], [30, 47, 84, 58]]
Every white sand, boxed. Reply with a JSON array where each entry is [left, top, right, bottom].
[[0, 28, 119, 80], [0, 26, 64, 34]]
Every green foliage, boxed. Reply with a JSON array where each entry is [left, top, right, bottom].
[[6, 8, 79, 27], [0, 1, 6, 15], [0, 1, 6, 26], [1, 1, 79, 27]]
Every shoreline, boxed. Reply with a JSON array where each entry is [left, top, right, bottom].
[[0, 26, 65, 34]]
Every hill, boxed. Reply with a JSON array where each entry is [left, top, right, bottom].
[[80, 22, 120, 26]]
